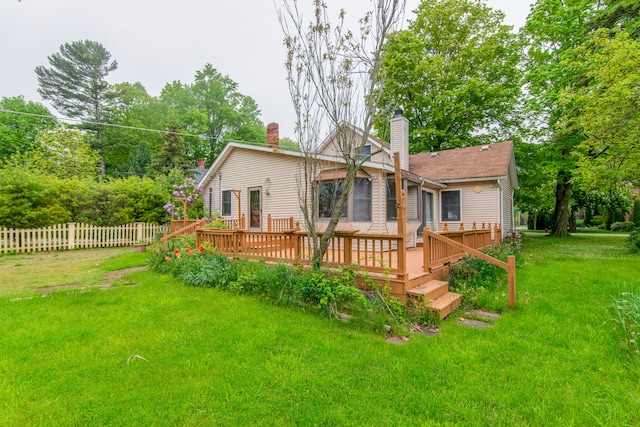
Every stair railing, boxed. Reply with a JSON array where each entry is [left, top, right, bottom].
[[422, 228, 516, 309]]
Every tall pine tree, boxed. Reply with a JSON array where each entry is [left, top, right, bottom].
[[149, 123, 193, 177], [35, 40, 117, 175]]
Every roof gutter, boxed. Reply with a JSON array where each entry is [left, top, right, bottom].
[[437, 176, 507, 184]]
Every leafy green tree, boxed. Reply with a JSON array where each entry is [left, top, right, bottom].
[[148, 123, 194, 177], [35, 40, 118, 175], [23, 125, 100, 179], [514, 140, 556, 229], [0, 96, 57, 159], [0, 166, 72, 228], [378, 0, 522, 152], [633, 197, 640, 228], [521, 0, 598, 236], [160, 64, 265, 165], [561, 29, 640, 189], [102, 82, 169, 176], [593, 0, 640, 37]]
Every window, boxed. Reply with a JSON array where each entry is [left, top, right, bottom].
[[222, 190, 231, 216], [441, 190, 461, 222], [386, 179, 397, 220], [353, 178, 371, 221], [208, 187, 213, 217], [318, 181, 347, 218], [317, 178, 371, 221], [358, 145, 372, 161]]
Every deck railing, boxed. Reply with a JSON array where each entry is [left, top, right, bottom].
[[267, 215, 294, 232], [222, 215, 246, 230], [163, 218, 210, 243], [423, 224, 516, 308], [196, 229, 405, 280], [170, 219, 203, 233], [424, 222, 497, 270]]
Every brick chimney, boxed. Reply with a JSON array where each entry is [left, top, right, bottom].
[[267, 122, 279, 147], [197, 158, 205, 169], [390, 109, 409, 171]]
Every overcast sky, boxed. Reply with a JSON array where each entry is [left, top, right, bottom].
[[0, 0, 534, 139]]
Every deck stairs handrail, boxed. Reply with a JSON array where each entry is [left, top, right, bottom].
[[422, 228, 516, 308], [162, 218, 210, 243]]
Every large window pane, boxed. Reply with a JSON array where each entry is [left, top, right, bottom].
[[222, 190, 231, 216], [441, 190, 461, 222], [386, 179, 397, 220], [353, 178, 371, 221], [318, 181, 347, 218]]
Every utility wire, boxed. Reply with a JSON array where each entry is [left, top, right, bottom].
[[0, 108, 213, 140]]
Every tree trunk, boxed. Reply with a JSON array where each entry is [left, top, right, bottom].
[[551, 170, 572, 237], [569, 205, 577, 232]]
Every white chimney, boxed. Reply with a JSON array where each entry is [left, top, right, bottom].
[[390, 109, 409, 171]]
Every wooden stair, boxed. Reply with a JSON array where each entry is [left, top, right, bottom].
[[406, 279, 462, 319]]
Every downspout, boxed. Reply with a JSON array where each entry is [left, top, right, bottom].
[[496, 180, 503, 241], [218, 173, 222, 216]]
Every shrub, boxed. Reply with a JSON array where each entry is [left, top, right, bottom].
[[204, 218, 228, 229], [447, 241, 521, 310], [591, 215, 604, 226], [148, 241, 408, 335], [628, 229, 640, 254], [633, 198, 640, 228], [610, 221, 636, 232], [611, 291, 640, 359]]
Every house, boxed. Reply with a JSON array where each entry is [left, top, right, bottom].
[[197, 114, 518, 244]]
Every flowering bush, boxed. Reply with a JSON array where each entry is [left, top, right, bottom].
[[163, 177, 203, 219]]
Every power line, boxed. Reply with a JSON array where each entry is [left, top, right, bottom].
[[0, 108, 213, 140]]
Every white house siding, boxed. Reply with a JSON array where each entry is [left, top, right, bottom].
[[437, 182, 500, 236], [205, 148, 304, 231], [407, 185, 419, 220], [499, 176, 514, 240]]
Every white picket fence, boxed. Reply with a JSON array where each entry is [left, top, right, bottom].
[[0, 222, 167, 254]]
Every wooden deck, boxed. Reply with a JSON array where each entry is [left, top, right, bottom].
[[193, 225, 510, 318]]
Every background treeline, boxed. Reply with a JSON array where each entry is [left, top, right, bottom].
[[0, 166, 203, 229], [1, 0, 639, 232]]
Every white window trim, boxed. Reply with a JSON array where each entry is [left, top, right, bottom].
[[440, 189, 462, 223], [221, 189, 232, 217]]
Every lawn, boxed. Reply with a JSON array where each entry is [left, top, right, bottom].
[[1, 237, 639, 426]]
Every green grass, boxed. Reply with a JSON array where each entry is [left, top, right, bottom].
[[0, 248, 148, 297], [0, 239, 639, 426]]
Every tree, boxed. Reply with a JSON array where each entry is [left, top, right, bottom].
[[514, 140, 556, 229], [0, 96, 57, 159], [279, 0, 406, 267], [377, 0, 522, 152], [561, 29, 640, 189], [521, 0, 597, 237], [102, 82, 170, 177], [593, 0, 640, 37], [0, 166, 72, 228], [21, 125, 100, 179], [160, 64, 265, 165], [148, 123, 194, 177], [35, 40, 118, 175]]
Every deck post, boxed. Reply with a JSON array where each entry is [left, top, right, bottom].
[[344, 235, 352, 265], [394, 153, 407, 281], [422, 228, 430, 273], [267, 214, 272, 232], [508, 255, 516, 309]]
